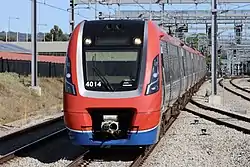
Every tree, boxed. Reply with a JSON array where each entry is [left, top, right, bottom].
[[0, 34, 16, 42], [0, 35, 5, 41], [45, 25, 69, 41], [185, 34, 199, 49], [185, 33, 207, 51], [206, 54, 211, 64]]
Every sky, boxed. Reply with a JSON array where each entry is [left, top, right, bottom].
[[0, 0, 249, 34]]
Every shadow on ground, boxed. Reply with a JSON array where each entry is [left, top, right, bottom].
[[14, 131, 142, 163]]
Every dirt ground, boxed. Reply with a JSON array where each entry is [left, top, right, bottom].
[[0, 72, 63, 124]]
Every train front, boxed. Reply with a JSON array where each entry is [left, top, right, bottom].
[[63, 20, 162, 146]]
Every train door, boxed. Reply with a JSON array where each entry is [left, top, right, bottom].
[[187, 53, 190, 89], [161, 41, 171, 107], [193, 55, 196, 84], [176, 47, 180, 98], [190, 53, 194, 87], [181, 48, 186, 95], [186, 52, 189, 90], [198, 56, 200, 81], [178, 47, 183, 97], [168, 44, 173, 105], [183, 50, 187, 91], [160, 44, 166, 109], [194, 55, 197, 84]]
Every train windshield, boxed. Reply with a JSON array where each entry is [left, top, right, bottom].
[[83, 50, 141, 92]]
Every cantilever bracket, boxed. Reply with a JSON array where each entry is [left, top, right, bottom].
[[211, 9, 218, 13]]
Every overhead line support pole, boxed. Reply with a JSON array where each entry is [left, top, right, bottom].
[[149, 0, 152, 20], [8, 17, 10, 42], [31, 0, 37, 87], [70, 0, 75, 33], [95, 1, 97, 20], [161, 3, 164, 28], [211, 0, 217, 95]]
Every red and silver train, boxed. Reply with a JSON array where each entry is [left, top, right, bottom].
[[63, 20, 207, 146]]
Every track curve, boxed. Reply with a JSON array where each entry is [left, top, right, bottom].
[[230, 78, 250, 94], [218, 78, 250, 101], [185, 99, 250, 134]]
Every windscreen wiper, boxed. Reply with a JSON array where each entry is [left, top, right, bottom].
[[92, 67, 115, 91]]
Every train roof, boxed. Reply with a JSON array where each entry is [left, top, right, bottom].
[[82, 20, 204, 57], [84, 19, 144, 24], [161, 32, 204, 57], [149, 21, 205, 57]]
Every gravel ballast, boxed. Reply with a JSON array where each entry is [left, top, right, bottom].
[[2, 158, 72, 167], [194, 79, 250, 115], [232, 78, 250, 89], [87, 161, 132, 167], [0, 112, 63, 138], [142, 111, 250, 167], [142, 80, 250, 167], [219, 79, 250, 115], [1, 131, 84, 167]]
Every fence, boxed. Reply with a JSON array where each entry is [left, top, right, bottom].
[[0, 58, 64, 77]]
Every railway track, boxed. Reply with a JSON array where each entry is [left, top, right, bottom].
[[129, 117, 177, 167], [66, 149, 91, 167], [0, 128, 67, 165], [0, 116, 63, 142], [66, 115, 178, 167], [66, 147, 139, 167], [66, 146, 147, 167], [218, 78, 250, 101], [185, 99, 250, 134], [0, 116, 65, 165], [230, 78, 250, 94]]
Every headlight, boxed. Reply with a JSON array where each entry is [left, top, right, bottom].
[[133, 38, 142, 45], [84, 38, 92, 45], [64, 55, 76, 95], [145, 55, 160, 95]]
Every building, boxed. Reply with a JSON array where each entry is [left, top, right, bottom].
[[7, 41, 68, 56]]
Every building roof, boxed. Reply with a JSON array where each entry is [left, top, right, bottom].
[[8, 42, 68, 53], [0, 52, 65, 64], [0, 42, 31, 54]]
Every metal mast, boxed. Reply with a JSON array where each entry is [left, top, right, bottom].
[[31, 0, 37, 87], [211, 0, 218, 95]]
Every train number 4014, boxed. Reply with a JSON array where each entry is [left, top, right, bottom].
[[85, 81, 102, 87]]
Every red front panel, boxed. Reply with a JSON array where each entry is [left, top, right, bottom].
[[64, 91, 161, 131]]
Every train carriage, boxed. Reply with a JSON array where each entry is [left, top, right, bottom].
[[63, 19, 206, 147]]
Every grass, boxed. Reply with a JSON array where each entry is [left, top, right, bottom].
[[0, 72, 63, 124]]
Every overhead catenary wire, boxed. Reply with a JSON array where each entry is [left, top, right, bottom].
[[220, 3, 250, 13], [30, 0, 91, 19], [74, 1, 124, 20]]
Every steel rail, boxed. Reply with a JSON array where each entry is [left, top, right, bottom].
[[0, 128, 66, 165], [129, 115, 178, 167], [218, 79, 250, 101], [185, 100, 250, 134], [0, 115, 63, 142], [230, 78, 250, 94], [66, 149, 91, 167]]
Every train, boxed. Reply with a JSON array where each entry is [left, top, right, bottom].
[[63, 19, 207, 147]]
